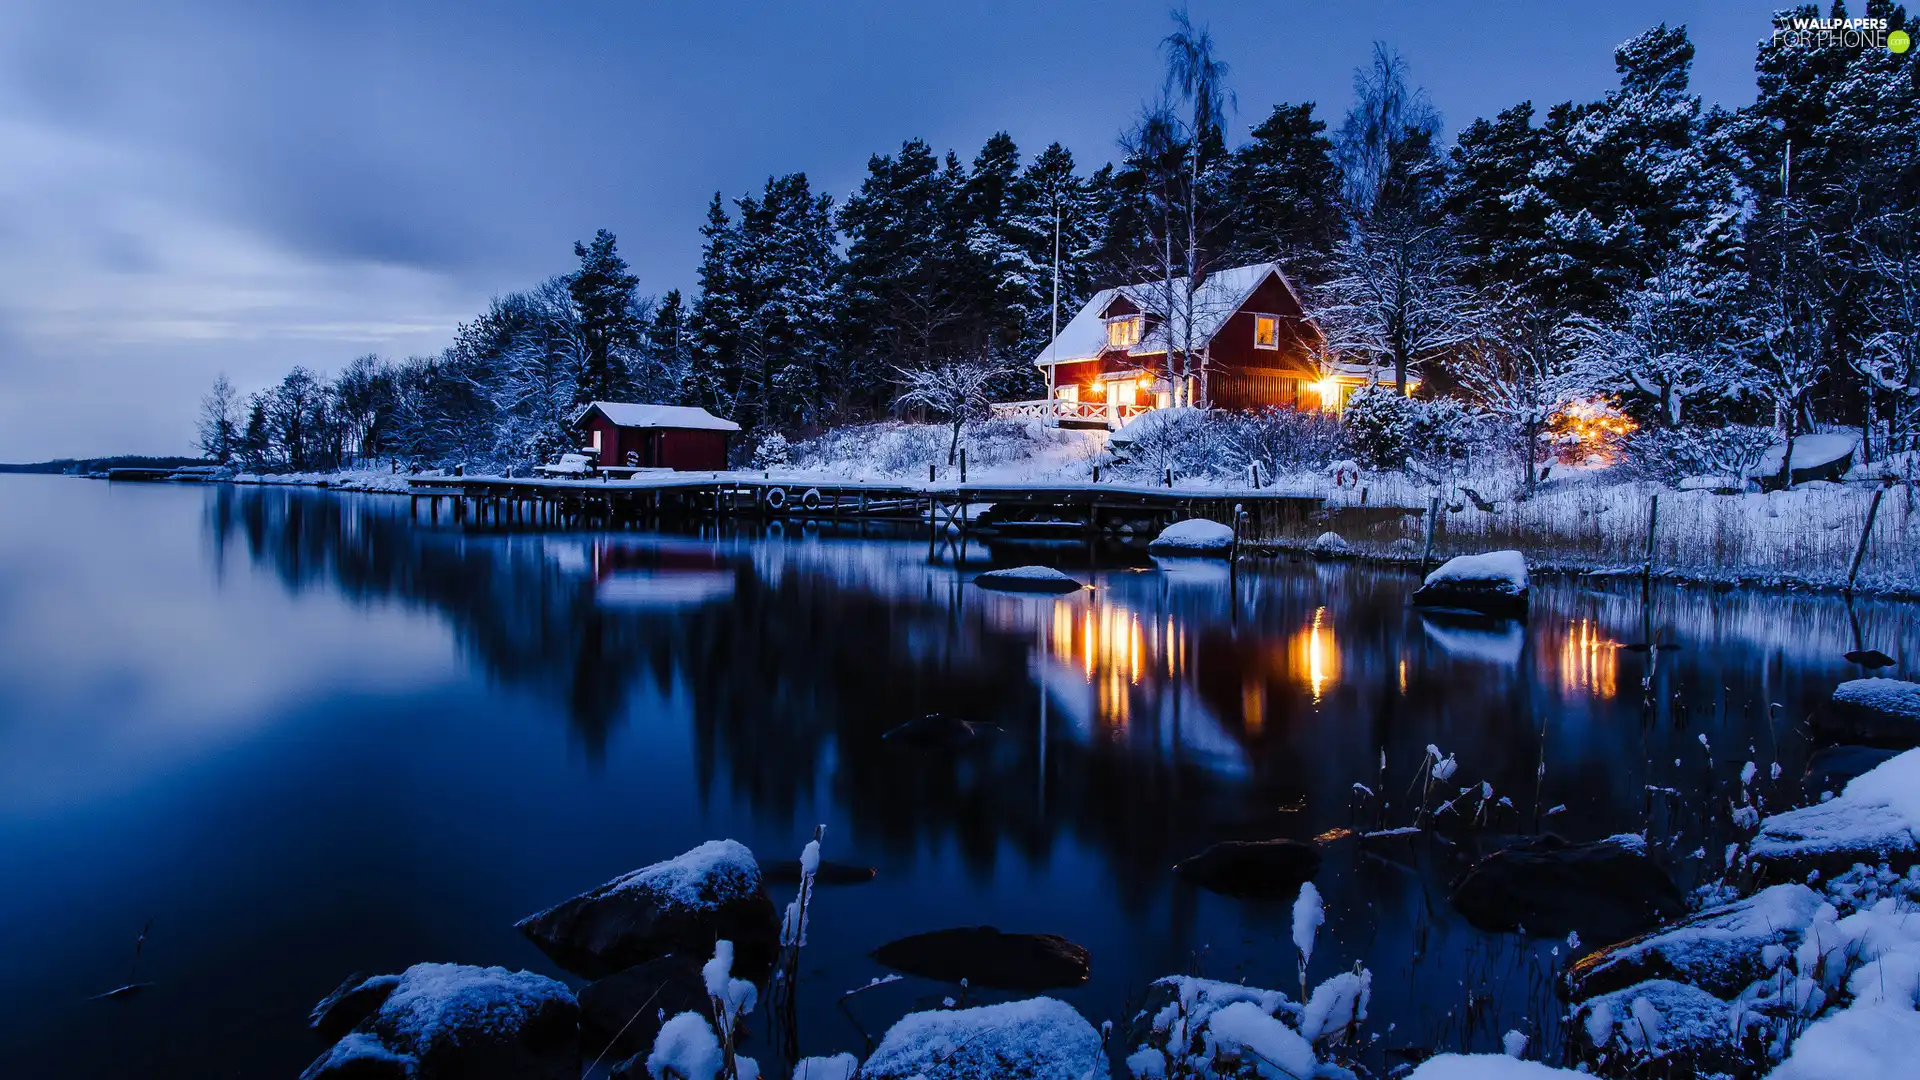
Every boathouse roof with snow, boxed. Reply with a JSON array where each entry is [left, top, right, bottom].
[[571, 401, 739, 471]]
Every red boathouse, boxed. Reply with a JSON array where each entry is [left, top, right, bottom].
[[572, 402, 741, 471]]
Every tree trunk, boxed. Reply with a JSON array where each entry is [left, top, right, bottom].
[[949, 420, 961, 465]]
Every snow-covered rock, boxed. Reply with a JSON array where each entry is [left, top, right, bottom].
[[310, 971, 401, 1043], [1200, 1000, 1316, 1078], [869, 926, 1089, 990], [1817, 679, 1920, 746], [1801, 745, 1902, 801], [1147, 518, 1236, 555], [861, 997, 1108, 1079], [973, 565, 1084, 593], [1752, 748, 1920, 881], [1564, 884, 1823, 1000], [1310, 530, 1350, 554], [301, 963, 579, 1080], [1752, 433, 1857, 488], [1450, 835, 1684, 943], [1411, 550, 1529, 617], [793, 1054, 861, 1080], [516, 839, 778, 980], [1571, 979, 1745, 1076], [1405, 1054, 1585, 1078]]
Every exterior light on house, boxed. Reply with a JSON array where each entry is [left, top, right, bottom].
[[1312, 379, 1342, 408], [1087, 379, 1105, 399], [1136, 373, 1156, 394]]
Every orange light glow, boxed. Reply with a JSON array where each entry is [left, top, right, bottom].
[[1559, 618, 1619, 698], [1289, 606, 1338, 702], [1548, 396, 1637, 466]]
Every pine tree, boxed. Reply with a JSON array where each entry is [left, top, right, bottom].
[[1226, 102, 1341, 278], [644, 289, 693, 403], [567, 229, 643, 404]]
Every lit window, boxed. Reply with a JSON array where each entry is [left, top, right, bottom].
[[1105, 316, 1142, 349], [1253, 314, 1279, 350], [591, 429, 603, 450], [1055, 384, 1078, 403]]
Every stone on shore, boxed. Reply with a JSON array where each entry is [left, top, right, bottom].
[[1816, 679, 1920, 747], [1563, 883, 1823, 1000], [301, 963, 578, 1080], [1752, 748, 1920, 883], [861, 997, 1108, 1080]]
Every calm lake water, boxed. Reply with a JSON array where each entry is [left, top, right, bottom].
[[1, 474, 1913, 1077]]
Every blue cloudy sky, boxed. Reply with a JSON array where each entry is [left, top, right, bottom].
[[0, 0, 1778, 460]]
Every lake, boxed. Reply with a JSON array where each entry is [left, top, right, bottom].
[[0, 474, 1909, 1077]]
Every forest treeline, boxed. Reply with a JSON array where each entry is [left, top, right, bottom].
[[201, 5, 1919, 474]]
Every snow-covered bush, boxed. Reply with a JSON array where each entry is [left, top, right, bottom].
[[1221, 408, 1347, 479], [751, 432, 792, 469], [1340, 386, 1421, 469], [1620, 423, 1773, 484]]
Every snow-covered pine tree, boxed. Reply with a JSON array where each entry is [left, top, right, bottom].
[[566, 229, 644, 405], [642, 288, 693, 405], [735, 172, 841, 431], [1224, 101, 1342, 281]]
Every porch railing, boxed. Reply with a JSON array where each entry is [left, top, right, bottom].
[[989, 399, 1149, 427]]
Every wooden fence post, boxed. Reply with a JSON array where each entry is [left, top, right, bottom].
[[1642, 493, 1660, 581], [1846, 486, 1887, 591], [960, 448, 967, 484], [1419, 495, 1441, 575]]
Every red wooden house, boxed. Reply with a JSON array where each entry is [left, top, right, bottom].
[[572, 402, 740, 471], [993, 262, 1398, 429]]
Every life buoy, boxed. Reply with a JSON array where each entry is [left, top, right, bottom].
[[764, 486, 788, 511], [800, 487, 823, 511]]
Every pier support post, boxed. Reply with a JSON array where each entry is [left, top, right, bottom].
[[1846, 486, 1887, 591]]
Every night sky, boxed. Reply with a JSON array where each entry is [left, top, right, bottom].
[[0, 1, 1777, 459]]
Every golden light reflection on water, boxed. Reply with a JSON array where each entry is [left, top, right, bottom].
[[1289, 606, 1338, 703], [1047, 599, 1175, 728], [1559, 618, 1618, 698]]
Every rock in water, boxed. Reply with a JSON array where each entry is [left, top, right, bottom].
[[974, 565, 1084, 593], [759, 858, 876, 886], [1172, 840, 1322, 898], [310, 972, 401, 1043], [577, 955, 712, 1060], [1449, 835, 1683, 943], [1570, 980, 1745, 1078], [882, 714, 992, 749], [861, 997, 1107, 1080], [1816, 678, 1920, 746], [1844, 649, 1896, 669], [870, 926, 1089, 989], [1563, 884, 1823, 1000], [1148, 518, 1236, 556], [516, 839, 779, 981], [301, 963, 578, 1080], [1752, 747, 1920, 882], [1801, 745, 1901, 800], [1412, 550, 1529, 617]]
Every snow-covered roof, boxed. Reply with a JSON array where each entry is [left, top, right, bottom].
[[577, 401, 741, 432], [1030, 262, 1307, 368]]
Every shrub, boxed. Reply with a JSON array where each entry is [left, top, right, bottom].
[[1340, 387, 1422, 470], [1620, 424, 1775, 484]]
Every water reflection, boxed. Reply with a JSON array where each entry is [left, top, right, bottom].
[[8, 478, 1912, 1077]]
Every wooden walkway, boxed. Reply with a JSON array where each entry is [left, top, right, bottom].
[[403, 472, 1328, 541]]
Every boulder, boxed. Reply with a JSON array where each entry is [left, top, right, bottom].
[[870, 926, 1089, 990], [1569, 979, 1756, 1078], [310, 972, 400, 1044], [861, 997, 1109, 1080], [1449, 835, 1684, 943], [973, 566, 1084, 593], [1148, 518, 1235, 556], [1171, 839, 1322, 899], [1752, 748, 1920, 883], [1844, 649, 1896, 670], [1411, 551, 1529, 617], [516, 839, 779, 981], [1563, 883, 1822, 1001], [301, 963, 579, 1080], [759, 858, 876, 886], [1406, 1055, 1586, 1078], [577, 955, 712, 1061], [1802, 745, 1901, 801], [1816, 679, 1920, 747]]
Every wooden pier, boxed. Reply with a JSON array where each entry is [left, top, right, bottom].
[[402, 473, 1328, 542]]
